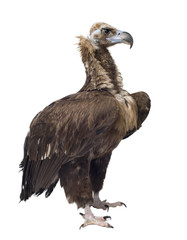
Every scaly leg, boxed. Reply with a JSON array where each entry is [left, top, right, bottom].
[[79, 205, 113, 229]]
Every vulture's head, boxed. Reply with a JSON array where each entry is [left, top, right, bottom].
[[90, 22, 133, 49]]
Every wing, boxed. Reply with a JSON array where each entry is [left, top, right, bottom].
[[131, 91, 151, 129], [20, 90, 123, 200]]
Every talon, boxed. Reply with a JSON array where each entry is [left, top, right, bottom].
[[121, 202, 127, 208], [108, 224, 114, 228], [103, 216, 111, 221], [105, 204, 109, 211], [79, 224, 84, 229], [79, 212, 85, 218]]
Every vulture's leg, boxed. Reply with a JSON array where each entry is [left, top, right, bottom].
[[90, 153, 126, 210], [89, 153, 110, 210], [79, 205, 113, 229], [59, 157, 93, 208]]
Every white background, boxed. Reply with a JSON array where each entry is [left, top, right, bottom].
[[1, 0, 187, 239]]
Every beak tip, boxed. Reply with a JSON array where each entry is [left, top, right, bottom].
[[121, 31, 133, 49], [129, 38, 133, 49]]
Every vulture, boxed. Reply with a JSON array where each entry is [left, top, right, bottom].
[[20, 22, 151, 228]]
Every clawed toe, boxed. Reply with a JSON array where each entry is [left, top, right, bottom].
[[106, 201, 127, 208], [79, 217, 113, 229], [80, 222, 113, 229], [121, 202, 127, 208], [79, 206, 113, 229], [92, 198, 127, 210], [92, 193, 127, 210], [80, 212, 111, 222]]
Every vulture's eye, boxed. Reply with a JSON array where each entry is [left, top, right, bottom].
[[103, 28, 111, 34]]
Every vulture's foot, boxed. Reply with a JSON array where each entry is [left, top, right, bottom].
[[79, 205, 113, 229], [91, 192, 127, 211], [91, 198, 109, 210]]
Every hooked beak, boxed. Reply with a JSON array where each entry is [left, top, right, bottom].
[[107, 30, 133, 48]]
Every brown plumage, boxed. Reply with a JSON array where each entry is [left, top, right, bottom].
[[20, 22, 151, 228]]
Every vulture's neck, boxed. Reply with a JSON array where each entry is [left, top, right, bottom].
[[78, 36, 127, 100]]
